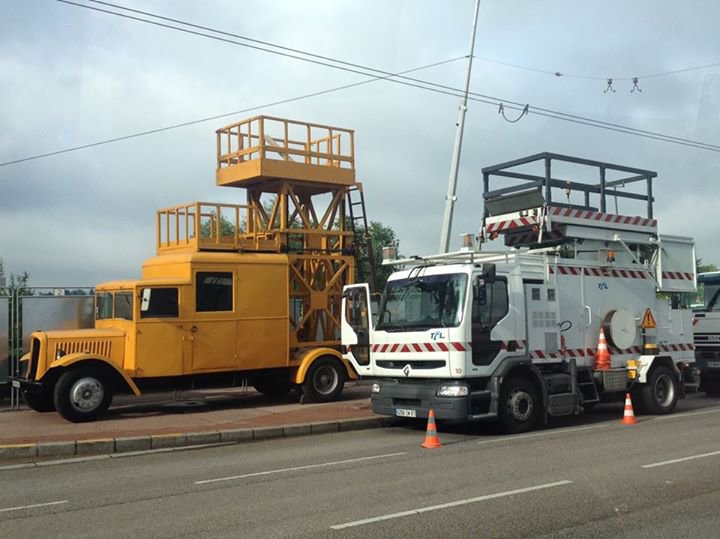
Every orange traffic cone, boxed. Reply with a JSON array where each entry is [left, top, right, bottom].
[[594, 327, 612, 371], [621, 393, 638, 425], [421, 409, 442, 449]]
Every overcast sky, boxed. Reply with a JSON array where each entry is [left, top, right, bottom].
[[1, 0, 719, 287]]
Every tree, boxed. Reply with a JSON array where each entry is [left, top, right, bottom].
[[354, 221, 399, 292]]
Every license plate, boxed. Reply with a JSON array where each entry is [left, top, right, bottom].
[[707, 361, 720, 368], [11, 380, 20, 388], [396, 408, 417, 418]]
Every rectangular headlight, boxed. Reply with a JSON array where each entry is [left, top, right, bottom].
[[437, 385, 469, 397]]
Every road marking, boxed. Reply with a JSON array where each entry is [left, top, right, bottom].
[[194, 452, 408, 485], [0, 500, 68, 513], [653, 407, 720, 421], [330, 480, 573, 530], [642, 450, 720, 468], [476, 424, 607, 445]]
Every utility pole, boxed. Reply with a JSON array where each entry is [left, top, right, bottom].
[[439, 0, 481, 253]]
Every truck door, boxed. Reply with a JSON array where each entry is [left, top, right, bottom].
[[191, 271, 237, 372], [341, 284, 374, 373], [136, 286, 185, 377]]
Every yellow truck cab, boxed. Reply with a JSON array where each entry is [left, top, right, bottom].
[[13, 116, 375, 422]]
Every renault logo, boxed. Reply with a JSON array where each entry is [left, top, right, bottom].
[[403, 364, 411, 377]]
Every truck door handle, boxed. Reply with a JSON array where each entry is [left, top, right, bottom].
[[191, 326, 198, 333]]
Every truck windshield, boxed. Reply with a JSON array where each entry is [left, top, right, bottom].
[[698, 274, 720, 311], [376, 273, 467, 331], [96, 293, 113, 320]]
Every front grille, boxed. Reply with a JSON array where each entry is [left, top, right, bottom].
[[54, 340, 112, 358], [376, 360, 446, 370], [393, 398, 422, 407]]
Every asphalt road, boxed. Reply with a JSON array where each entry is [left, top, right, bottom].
[[2, 393, 720, 538]]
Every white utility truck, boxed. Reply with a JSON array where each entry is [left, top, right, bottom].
[[342, 153, 697, 433], [692, 272, 720, 395]]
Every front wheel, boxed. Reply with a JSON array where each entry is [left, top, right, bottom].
[[301, 357, 345, 403], [498, 377, 540, 434], [22, 389, 56, 412], [53, 367, 114, 423], [640, 365, 678, 414]]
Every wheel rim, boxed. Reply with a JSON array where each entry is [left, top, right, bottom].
[[507, 388, 533, 422], [69, 377, 104, 412], [654, 373, 675, 408], [313, 366, 339, 396]]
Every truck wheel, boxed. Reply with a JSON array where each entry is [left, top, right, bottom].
[[253, 376, 292, 397], [640, 366, 678, 414], [22, 389, 56, 412], [699, 374, 720, 396], [499, 377, 539, 434], [53, 367, 114, 423], [301, 357, 345, 403]]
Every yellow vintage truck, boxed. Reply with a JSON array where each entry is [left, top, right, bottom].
[[12, 116, 375, 422]]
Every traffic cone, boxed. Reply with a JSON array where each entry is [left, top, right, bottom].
[[421, 409, 442, 449], [594, 327, 612, 371], [620, 393, 638, 425]]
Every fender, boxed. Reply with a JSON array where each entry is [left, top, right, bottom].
[[635, 354, 681, 384], [293, 347, 358, 384], [48, 353, 141, 396]]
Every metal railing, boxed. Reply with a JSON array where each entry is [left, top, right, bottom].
[[3, 287, 94, 410], [216, 115, 355, 172]]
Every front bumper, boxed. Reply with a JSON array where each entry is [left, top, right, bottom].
[[371, 378, 495, 421], [8, 376, 44, 393]]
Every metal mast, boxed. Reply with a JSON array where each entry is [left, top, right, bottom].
[[439, 0, 481, 253]]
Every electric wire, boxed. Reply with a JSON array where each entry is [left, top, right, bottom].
[[0, 57, 464, 167], [57, 0, 720, 152], [3, 0, 717, 168]]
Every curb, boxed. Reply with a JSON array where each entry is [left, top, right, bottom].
[[0, 416, 400, 467]]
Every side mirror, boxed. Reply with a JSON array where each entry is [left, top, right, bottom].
[[473, 278, 487, 305], [140, 288, 151, 312], [483, 263, 496, 283]]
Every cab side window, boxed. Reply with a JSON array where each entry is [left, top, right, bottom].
[[140, 288, 179, 318], [196, 272, 233, 312]]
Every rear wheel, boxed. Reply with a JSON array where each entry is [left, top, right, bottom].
[[301, 357, 345, 403], [22, 389, 56, 412], [640, 365, 678, 414], [53, 367, 114, 423], [499, 377, 540, 434]]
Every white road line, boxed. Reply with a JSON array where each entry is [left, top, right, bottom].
[[0, 500, 68, 513], [476, 424, 607, 445], [194, 452, 408, 485], [653, 407, 720, 421], [330, 480, 574, 530], [642, 450, 720, 469]]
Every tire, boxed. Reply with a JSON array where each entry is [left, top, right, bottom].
[[498, 377, 540, 434], [699, 373, 720, 396], [301, 357, 345, 403], [640, 365, 678, 415], [22, 389, 56, 413], [253, 376, 292, 397], [53, 367, 114, 423]]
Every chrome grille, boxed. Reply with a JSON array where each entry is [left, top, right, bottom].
[[54, 340, 112, 358]]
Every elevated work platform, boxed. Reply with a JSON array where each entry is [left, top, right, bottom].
[[482, 153, 658, 247], [216, 116, 356, 188]]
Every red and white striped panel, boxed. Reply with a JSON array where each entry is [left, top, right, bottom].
[[548, 206, 657, 229], [370, 342, 468, 353], [550, 265, 649, 279], [661, 271, 694, 281], [528, 343, 693, 359], [485, 215, 539, 233]]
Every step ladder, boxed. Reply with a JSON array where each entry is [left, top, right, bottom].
[[346, 184, 378, 292], [577, 367, 600, 406]]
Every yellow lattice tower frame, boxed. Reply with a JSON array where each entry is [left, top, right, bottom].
[[214, 116, 358, 349]]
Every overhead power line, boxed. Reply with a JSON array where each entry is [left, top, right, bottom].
[[2, 1, 717, 168]]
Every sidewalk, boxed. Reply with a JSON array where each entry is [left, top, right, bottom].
[[0, 384, 391, 462]]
